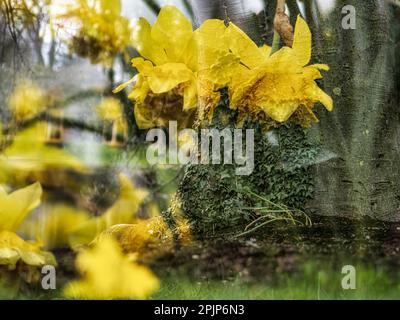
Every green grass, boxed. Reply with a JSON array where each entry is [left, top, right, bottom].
[[1, 263, 399, 300], [154, 264, 400, 300]]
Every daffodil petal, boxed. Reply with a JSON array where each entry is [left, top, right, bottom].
[[0, 231, 56, 268], [312, 86, 334, 111], [183, 82, 197, 110], [265, 47, 302, 73], [310, 64, 330, 71], [113, 77, 135, 94], [147, 63, 193, 94], [195, 19, 227, 68], [260, 44, 272, 57], [0, 182, 42, 231], [292, 15, 312, 66], [227, 22, 267, 69], [132, 17, 168, 65], [151, 6, 192, 63], [131, 57, 154, 74], [63, 238, 159, 300], [262, 101, 299, 123], [129, 75, 150, 103]]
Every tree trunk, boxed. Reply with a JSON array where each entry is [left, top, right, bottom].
[[309, 0, 400, 222]]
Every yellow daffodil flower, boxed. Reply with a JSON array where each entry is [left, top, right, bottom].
[[21, 204, 91, 249], [91, 196, 191, 257], [68, 174, 148, 248], [8, 80, 47, 122], [62, 0, 131, 66], [96, 97, 124, 122], [0, 183, 42, 232], [113, 6, 233, 129], [228, 16, 333, 128], [0, 122, 87, 184], [63, 237, 159, 299], [0, 182, 56, 271], [93, 217, 172, 256], [96, 97, 127, 144], [0, 231, 55, 270]]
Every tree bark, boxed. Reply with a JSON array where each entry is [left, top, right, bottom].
[[309, 0, 400, 221]]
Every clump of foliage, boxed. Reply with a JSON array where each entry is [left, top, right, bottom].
[[176, 99, 319, 237]]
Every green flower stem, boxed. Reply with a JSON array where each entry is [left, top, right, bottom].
[[270, 30, 281, 55]]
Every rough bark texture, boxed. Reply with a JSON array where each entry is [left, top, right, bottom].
[[309, 0, 400, 221]]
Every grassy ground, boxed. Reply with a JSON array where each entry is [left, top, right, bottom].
[[153, 262, 400, 300], [2, 261, 398, 300], [2, 214, 400, 300]]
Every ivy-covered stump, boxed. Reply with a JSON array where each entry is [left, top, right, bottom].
[[171, 101, 321, 238]]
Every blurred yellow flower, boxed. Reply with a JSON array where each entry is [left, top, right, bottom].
[[62, 0, 131, 66], [0, 182, 42, 232], [0, 231, 55, 270], [113, 6, 233, 129], [0, 122, 87, 184], [69, 173, 148, 248], [96, 97, 127, 145], [21, 204, 91, 249], [92, 197, 192, 257], [96, 97, 124, 122], [93, 216, 173, 256], [8, 80, 47, 122], [228, 16, 333, 128], [0, 182, 56, 271], [64, 237, 159, 299]]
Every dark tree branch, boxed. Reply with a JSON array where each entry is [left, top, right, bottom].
[[181, 0, 195, 23], [142, 0, 161, 15], [286, 0, 301, 25]]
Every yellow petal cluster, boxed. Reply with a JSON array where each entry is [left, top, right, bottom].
[[96, 97, 124, 122], [64, 237, 159, 299], [0, 122, 87, 184], [228, 16, 333, 128], [114, 6, 231, 129], [0, 231, 56, 270], [93, 217, 172, 256], [91, 195, 192, 257], [115, 7, 332, 130], [0, 183, 56, 271], [96, 97, 127, 136], [8, 80, 47, 122], [21, 204, 91, 249], [63, 0, 131, 66]]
